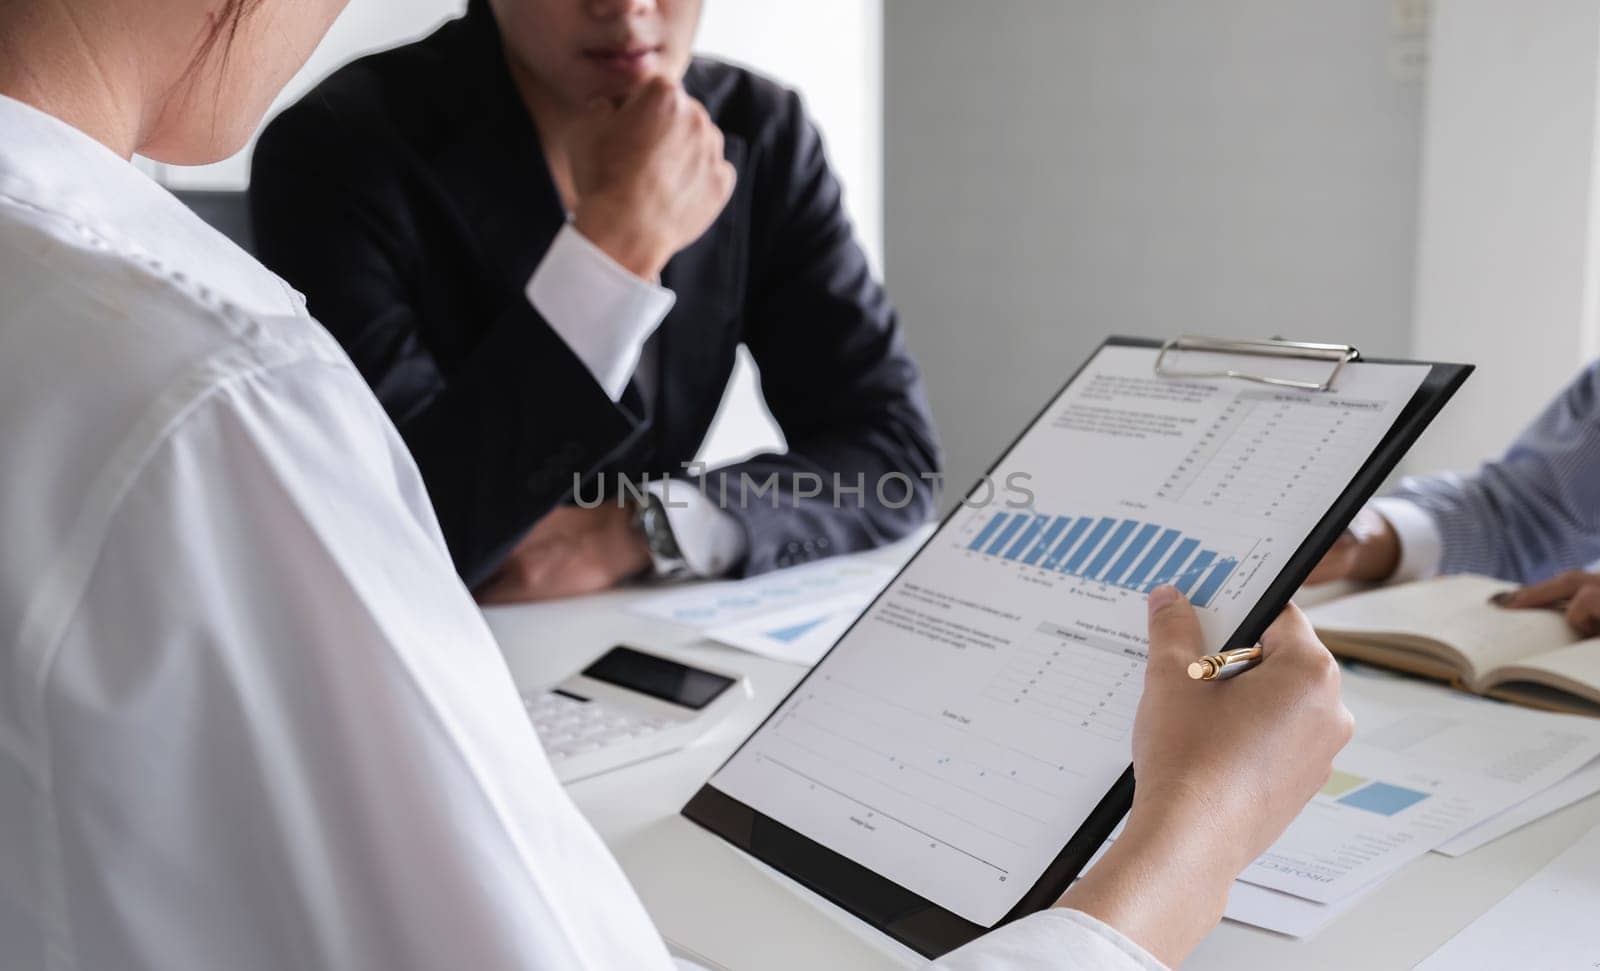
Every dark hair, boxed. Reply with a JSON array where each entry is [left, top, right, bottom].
[[184, 0, 262, 86]]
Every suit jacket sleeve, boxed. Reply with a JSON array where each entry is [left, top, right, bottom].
[[250, 97, 643, 589], [711, 88, 943, 576]]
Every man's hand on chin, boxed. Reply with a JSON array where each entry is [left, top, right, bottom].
[[475, 504, 652, 604]]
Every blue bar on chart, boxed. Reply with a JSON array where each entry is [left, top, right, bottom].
[[1105, 523, 1160, 585], [968, 512, 1008, 552], [1004, 515, 1049, 560], [1191, 557, 1239, 608], [986, 515, 1027, 555], [1086, 520, 1139, 580], [1146, 537, 1200, 590], [1127, 528, 1181, 589], [1174, 551, 1218, 595], [1024, 516, 1071, 565], [1065, 518, 1116, 574], [965, 509, 1247, 607], [1043, 517, 1091, 570]]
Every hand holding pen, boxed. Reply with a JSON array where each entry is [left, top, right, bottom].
[[1187, 645, 1265, 681]]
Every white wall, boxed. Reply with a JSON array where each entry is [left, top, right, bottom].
[[155, 0, 886, 470], [1406, 0, 1600, 474], [694, 1, 883, 270], [684, 0, 884, 466], [885, 0, 1427, 504]]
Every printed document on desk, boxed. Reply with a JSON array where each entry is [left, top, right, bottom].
[[704, 343, 1436, 926], [1238, 665, 1600, 903], [630, 559, 895, 631], [705, 593, 875, 666], [1438, 757, 1600, 856], [1183, 667, 1600, 936]]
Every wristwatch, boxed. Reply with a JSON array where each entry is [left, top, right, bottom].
[[634, 491, 691, 578]]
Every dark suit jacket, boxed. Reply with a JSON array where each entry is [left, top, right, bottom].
[[250, 0, 941, 588]]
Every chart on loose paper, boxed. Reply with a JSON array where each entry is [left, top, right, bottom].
[[710, 344, 1431, 926]]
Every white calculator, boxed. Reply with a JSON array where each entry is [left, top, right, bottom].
[[524, 646, 750, 784]]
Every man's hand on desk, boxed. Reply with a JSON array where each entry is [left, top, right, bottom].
[[475, 505, 651, 604], [1496, 570, 1600, 637], [570, 76, 736, 280], [1059, 588, 1354, 969], [1305, 506, 1401, 585]]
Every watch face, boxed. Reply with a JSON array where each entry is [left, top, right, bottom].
[[644, 497, 683, 561]]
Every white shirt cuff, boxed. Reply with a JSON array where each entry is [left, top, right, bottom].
[[930, 909, 1167, 971], [646, 479, 748, 578], [1370, 497, 1444, 582], [525, 223, 675, 402]]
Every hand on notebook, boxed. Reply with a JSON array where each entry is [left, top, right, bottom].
[[1305, 506, 1401, 585], [1498, 570, 1600, 637], [1058, 587, 1354, 967]]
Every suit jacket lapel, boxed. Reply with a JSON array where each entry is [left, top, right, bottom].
[[655, 133, 749, 461], [425, 0, 566, 295]]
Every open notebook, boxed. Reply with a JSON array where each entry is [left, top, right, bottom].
[[1306, 575, 1600, 716]]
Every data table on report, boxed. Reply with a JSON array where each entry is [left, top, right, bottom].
[[709, 344, 1431, 926]]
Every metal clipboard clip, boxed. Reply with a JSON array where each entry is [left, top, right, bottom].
[[1153, 335, 1360, 393]]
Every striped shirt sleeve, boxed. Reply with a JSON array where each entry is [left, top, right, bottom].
[[1383, 358, 1600, 583]]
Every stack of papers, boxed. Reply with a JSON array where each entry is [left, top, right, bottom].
[[1437, 756, 1600, 855], [1225, 666, 1600, 936], [1089, 665, 1600, 938]]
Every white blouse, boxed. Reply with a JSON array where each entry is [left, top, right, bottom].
[[0, 92, 1161, 971]]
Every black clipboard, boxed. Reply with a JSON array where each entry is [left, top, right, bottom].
[[681, 335, 1472, 958]]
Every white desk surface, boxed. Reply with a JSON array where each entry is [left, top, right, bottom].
[[484, 540, 1600, 970]]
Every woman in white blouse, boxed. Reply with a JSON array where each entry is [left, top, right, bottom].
[[0, 1, 1352, 969]]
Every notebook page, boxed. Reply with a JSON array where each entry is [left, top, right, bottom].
[[1305, 575, 1577, 683], [1490, 639, 1600, 708]]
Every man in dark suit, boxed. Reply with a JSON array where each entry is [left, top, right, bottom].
[[250, 0, 941, 602]]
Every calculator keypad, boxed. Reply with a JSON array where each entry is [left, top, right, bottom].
[[524, 692, 670, 760]]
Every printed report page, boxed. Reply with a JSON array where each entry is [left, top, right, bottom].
[[709, 344, 1430, 926]]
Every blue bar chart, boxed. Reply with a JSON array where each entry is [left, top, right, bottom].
[[964, 511, 1247, 608]]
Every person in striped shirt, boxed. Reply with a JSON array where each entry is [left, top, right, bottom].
[[1311, 358, 1600, 635]]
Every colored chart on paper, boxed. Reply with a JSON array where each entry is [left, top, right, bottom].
[[1336, 781, 1432, 817], [961, 509, 1254, 608]]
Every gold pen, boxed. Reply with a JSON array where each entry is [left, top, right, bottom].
[[1186, 645, 1264, 681]]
